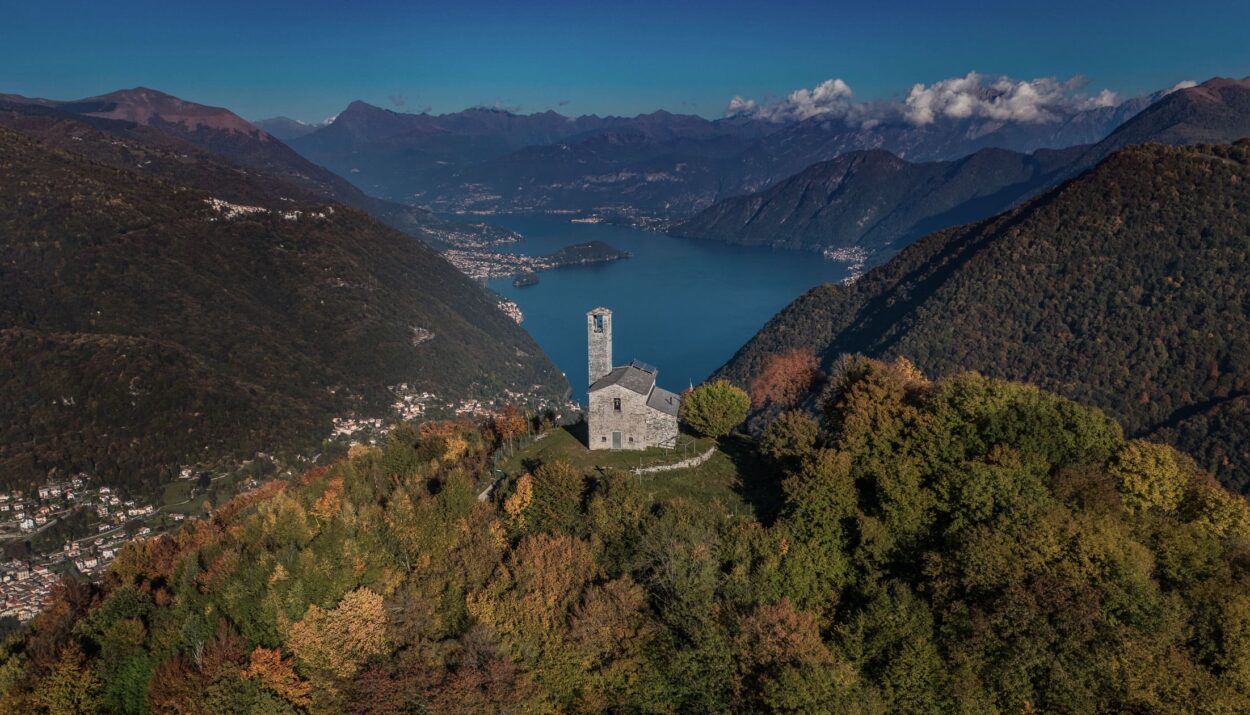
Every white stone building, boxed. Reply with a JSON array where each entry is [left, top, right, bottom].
[[585, 308, 681, 450]]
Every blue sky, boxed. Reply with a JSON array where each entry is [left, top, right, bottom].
[[1, 0, 1247, 121]]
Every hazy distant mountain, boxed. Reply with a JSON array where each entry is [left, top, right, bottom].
[[721, 93, 1158, 196], [674, 78, 1250, 256], [254, 115, 324, 141], [671, 146, 1080, 253], [0, 107, 567, 492], [716, 139, 1250, 493], [291, 102, 773, 210], [282, 90, 1164, 218]]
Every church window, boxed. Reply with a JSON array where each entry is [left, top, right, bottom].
[[613, 398, 621, 412], [594, 314, 604, 333]]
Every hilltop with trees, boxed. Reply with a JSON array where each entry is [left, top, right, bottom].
[[3, 360, 1250, 712]]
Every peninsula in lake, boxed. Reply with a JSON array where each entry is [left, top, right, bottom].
[[443, 238, 630, 279]]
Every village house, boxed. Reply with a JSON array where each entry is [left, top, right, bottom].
[[584, 308, 681, 450]]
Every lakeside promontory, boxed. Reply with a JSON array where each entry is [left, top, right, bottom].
[[443, 239, 630, 280]]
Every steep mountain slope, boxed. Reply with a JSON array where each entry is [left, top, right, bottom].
[[670, 146, 1079, 252], [0, 89, 513, 245], [1079, 77, 1250, 160], [716, 141, 1250, 492], [0, 125, 566, 493], [675, 77, 1250, 256]]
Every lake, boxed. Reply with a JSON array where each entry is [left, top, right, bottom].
[[476, 214, 850, 402]]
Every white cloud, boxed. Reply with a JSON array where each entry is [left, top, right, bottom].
[[727, 78, 858, 123], [727, 72, 1122, 126], [1166, 79, 1198, 94], [904, 72, 1117, 125]]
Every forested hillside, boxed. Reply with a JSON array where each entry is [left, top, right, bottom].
[[0, 125, 566, 494], [4, 360, 1250, 712], [717, 141, 1250, 492]]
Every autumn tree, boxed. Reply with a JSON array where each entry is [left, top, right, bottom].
[[1110, 440, 1188, 513], [750, 349, 823, 408], [526, 461, 586, 535], [734, 598, 864, 711], [288, 588, 389, 680], [680, 380, 750, 438], [492, 405, 529, 455], [242, 646, 312, 707], [30, 643, 100, 714], [468, 534, 604, 708], [503, 473, 534, 532]]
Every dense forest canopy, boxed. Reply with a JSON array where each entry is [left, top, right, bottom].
[[5, 359, 1250, 713], [718, 141, 1250, 493]]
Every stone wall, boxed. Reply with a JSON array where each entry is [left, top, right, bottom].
[[633, 445, 716, 475], [587, 384, 649, 450], [644, 410, 679, 449]]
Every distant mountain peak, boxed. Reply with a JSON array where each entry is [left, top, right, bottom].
[[342, 99, 385, 113], [75, 87, 267, 137], [1179, 76, 1250, 101], [253, 115, 325, 141]]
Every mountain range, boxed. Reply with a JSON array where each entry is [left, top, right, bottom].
[[716, 138, 1250, 493], [0, 97, 567, 493], [672, 78, 1250, 256], [283, 88, 1164, 218]]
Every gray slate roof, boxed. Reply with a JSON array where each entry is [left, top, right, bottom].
[[589, 364, 656, 395], [646, 387, 682, 417], [590, 362, 682, 417]]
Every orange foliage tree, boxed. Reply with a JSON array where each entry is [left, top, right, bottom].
[[749, 349, 823, 408], [493, 405, 529, 455], [242, 646, 313, 707]]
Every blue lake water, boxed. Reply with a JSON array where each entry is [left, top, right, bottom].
[[473, 215, 850, 402]]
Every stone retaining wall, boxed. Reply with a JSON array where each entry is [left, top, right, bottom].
[[632, 446, 717, 475]]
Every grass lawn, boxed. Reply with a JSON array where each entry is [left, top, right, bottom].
[[500, 425, 783, 523], [161, 480, 201, 514]]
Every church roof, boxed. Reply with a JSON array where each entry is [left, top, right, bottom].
[[646, 386, 682, 417], [589, 362, 656, 395]]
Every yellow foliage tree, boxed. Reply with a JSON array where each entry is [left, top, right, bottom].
[[288, 588, 389, 679], [31, 643, 100, 715], [504, 473, 534, 532], [1110, 440, 1187, 513], [1187, 480, 1250, 540]]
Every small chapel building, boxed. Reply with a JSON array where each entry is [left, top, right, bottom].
[[585, 307, 681, 450]]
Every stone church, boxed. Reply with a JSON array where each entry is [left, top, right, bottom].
[[585, 307, 681, 450]]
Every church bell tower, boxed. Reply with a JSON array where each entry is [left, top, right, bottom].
[[587, 307, 613, 387]]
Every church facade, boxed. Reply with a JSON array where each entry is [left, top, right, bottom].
[[585, 307, 681, 450]]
